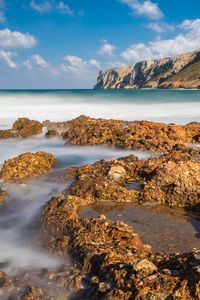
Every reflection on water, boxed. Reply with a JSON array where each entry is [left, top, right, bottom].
[[80, 203, 200, 254]]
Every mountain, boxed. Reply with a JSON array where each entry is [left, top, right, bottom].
[[94, 49, 200, 89]]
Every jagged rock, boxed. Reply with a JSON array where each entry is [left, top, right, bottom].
[[0, 129, 16, 139], [94, 65, 134, 89], [61, 115, 200, 152], [65, 147, 200, 210], [133, 259, 157, 274], [94, 49, 200, 89], [0, 151, 56, 180], [0, 118, 43, 139], [41, 153, 200, 300], [12, 118, 43, 138]]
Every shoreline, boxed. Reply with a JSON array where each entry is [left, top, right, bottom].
[[0, 116, 199, 299]]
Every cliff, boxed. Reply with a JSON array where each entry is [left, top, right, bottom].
[[94, 49, 200, 89]]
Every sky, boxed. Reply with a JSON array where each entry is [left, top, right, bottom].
[[0, 0, 200, 89]]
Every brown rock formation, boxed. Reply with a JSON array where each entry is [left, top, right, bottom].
[[46, 115, 200, 152], [65, 148, 200, 210], [12, 118, 43, 138], [41, 147, 200, 299], [0, 151, 56, 180], [0, 118, 43, 139]]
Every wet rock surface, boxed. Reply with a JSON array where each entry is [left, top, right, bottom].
[[80, 203, 200, 253], [0, 118, 43, 139], [46, 115, 200, 152], [65, 148, 200, 210], [0, 116, 199, 299], [12, 118, 43, 138], [0, 151, 56, 180], [41, 197, 200, 299], [0, 189, 7, 204], [0, 265, 83, 300], [40, 146, 200, 299]]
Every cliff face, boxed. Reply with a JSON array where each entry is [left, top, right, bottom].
[[94, 49, 200, 89]]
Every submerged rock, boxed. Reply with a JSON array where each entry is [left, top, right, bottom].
[[0, 189, 7, 204], [0, 129, 16, 139], [45, 129, 59, 138], [0, 151, 56, 180], [0, 266, 82, 300]]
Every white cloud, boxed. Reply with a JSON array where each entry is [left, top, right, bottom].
[[89, 59, 100, 68], [56, 1, 73, 15], [121, 19, 200, 62], [30, 0, 73, 15], [61, 55, 100, 75], [119, 0, 163, 20], [99, 40, 115, 56], [0, 49, 17, 68], [146, 22, 174, 33], [31, 54, 50, 68], [0, 29, 36, 49], [30, 0, 52, 13], [23, 54, 60, 75]]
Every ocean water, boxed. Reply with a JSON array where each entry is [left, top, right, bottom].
[[0, 89, 200, 128]]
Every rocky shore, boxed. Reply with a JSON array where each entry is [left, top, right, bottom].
[[0, 116, 199, 299], [45, 115, 200, 152]]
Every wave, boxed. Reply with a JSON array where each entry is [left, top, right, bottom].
[[0, 89, 200, 127]]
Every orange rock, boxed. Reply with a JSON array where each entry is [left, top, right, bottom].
[[0, 151, 56, 180]]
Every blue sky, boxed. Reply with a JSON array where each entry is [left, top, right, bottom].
[[0, 0, 200, 88]]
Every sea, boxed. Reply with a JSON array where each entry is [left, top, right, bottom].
[[0, 89, 199, 277], [0, 89, 200, 129]]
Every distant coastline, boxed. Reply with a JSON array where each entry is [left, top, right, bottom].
[[94, 49, 200, 90]]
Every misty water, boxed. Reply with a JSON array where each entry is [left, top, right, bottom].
[[0, 90, 199, 276], [0, 135, 155, 273]]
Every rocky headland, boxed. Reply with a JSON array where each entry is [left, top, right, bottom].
[[94, 49, 200, 89]]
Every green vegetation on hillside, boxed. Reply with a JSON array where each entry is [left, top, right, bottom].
[[167, 60, 200, 82]]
